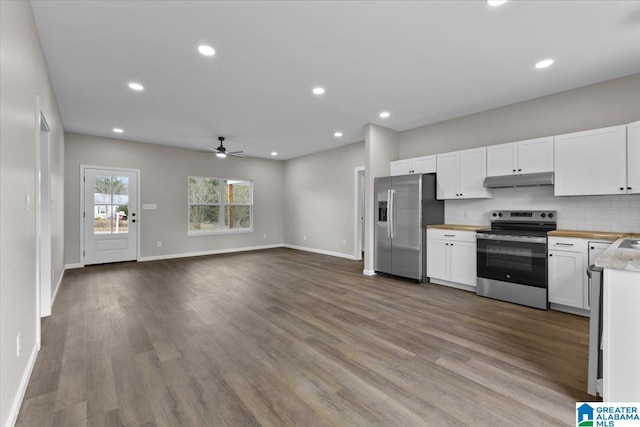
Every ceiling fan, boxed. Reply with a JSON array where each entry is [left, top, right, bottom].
[[207, 137, 244, 158]]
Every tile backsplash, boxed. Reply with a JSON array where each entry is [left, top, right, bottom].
[[445, 186, 640, 232]]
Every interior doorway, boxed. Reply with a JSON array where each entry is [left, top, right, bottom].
[[354, 166, 365, 260], [82, 166, 139, 265]]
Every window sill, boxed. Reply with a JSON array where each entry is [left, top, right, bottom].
[[187, 228, 254, 237]]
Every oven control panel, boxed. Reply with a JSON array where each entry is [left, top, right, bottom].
[[490, 210, 557, 222]]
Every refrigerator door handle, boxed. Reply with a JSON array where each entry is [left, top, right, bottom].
[[388, 190, 396, 239], [387, 190, 392, 238]]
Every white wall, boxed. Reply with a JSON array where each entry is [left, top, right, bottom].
[[446, 187, 640, 232], [64, 133, 285, 264], [0, 2, 65, 426], [399, 73, 640, 158], [283, 142, 364, 257]]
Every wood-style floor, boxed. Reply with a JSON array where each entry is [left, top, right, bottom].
[[17, 248, 593, 426]]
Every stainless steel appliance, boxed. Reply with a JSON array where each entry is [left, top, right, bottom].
[[374, 174, 444, 281], [476, 210, 557, 310], [587, 263, 604, 397]]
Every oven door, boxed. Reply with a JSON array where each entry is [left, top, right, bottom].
[[476, 234, 547, 288]]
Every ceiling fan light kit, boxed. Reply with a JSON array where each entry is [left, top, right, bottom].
[[207, 136, 244, 158]]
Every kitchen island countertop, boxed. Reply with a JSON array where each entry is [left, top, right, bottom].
[[595, 233, 640, 272]]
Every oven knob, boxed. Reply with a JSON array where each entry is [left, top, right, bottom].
[[548, 213, 554, 218], [541, 213, 546, 218], [498, 212, 503, 217], [492, 212, 497, 217]]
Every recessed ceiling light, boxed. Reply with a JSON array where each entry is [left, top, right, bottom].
[[535, 59, 554, 69], [198, 45, 215, 56], [379, 111, 390, 118], [487, 0, 508, 6], [128, 82, 144, 91], [113, 128, 124, 133], [271, 152, 278, 156], [312, 87, 325, 95], [334, 132, 343, 137], [216, 152, 227, 158]]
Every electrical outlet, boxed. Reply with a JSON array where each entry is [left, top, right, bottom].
[[343, 239, 347, 246], [25, 193, 32, 211], [303, 235, 307, 241], [156, 241, 162, 248], [263, 234, 267, 239], [16, 333, 21, 358]]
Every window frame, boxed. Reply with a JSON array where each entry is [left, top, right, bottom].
[[187, 176, 254, 236]]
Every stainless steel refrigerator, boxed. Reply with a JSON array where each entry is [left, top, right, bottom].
[[374, 174, 444, 281]]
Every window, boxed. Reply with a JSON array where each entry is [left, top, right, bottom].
[[188, 176, 253, 234]]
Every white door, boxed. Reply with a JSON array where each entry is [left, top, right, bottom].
[[84, 168, 138, 265], [426, 239, 450, 281], [389, 159, 412, 176], [436, 152, 459, 199], [517, 137, 554, 174], [412, 156, 437, 174], [458, 147, 490, 199], [487, 142, 517, 177], [627, 120, 640, 194], [450, 241, 477, 287], [548, 250, 583, 308]]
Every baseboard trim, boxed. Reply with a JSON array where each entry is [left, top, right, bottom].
[[428, 278, 476, 293], [362, 269, 377, 276], [138, 244, 285, 262], [282, 244, 358, 260], [5, 344, 38, 427], [549, 303, 590, 317], [64, 263, 83, 270], [51, 269, 65, 307]]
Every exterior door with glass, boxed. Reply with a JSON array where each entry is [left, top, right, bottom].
[[83, 167, 138, 265]]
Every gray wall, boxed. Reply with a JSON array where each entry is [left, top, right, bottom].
[[65, 133, 285, 265], [364, 124, 400, 273], [283, 141, 364, 257], [399, 73, 640, 158], [0, 2, 65, 425]]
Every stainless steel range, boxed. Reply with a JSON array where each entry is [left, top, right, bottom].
[[476, 210, 557, 310]]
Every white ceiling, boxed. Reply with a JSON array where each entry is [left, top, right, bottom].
[[30, 1, 640, 160]]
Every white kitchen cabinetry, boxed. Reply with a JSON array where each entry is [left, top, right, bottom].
[[436, 148, 491, 200], [486, 137, 554, 177], [389, 155, 436, 176], [554, 125, 627, 196], [548, 237, 611, 314], [627, 120, 640, 194], [427, 229, 476, 289]]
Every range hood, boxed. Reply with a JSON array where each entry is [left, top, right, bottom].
[[483, 172, 554, 188]]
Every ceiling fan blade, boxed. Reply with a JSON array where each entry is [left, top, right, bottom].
[[206, 146, 218, 152], [227, 152, 245, 158]]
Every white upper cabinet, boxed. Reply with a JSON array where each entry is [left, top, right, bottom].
[[554, 125, 627, 196], [389, 155, 436, 176], [436, 147, 491, 200], [487, 137, 554, 177], [627, 120, 640, 194]]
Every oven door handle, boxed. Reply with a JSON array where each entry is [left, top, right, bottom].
[[476, 234, 547, 244]]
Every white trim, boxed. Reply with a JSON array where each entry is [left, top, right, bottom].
[[353, 166, 365, 260], [363, 269, 377, 276], [138, 244, 284, 262], [429, 278, 476, 293], [5, 344, 38, 427], [64, 263, 83, 270], [282, 244, 358, 260], [549, 303, 589, 317], [187, 228, 254, 237], [51, 268, 65, 308]]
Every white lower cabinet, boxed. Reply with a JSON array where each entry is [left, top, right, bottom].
[[548, 236, 612, 313], [548, 249, 584, 307], [427, 229, 476, 288]]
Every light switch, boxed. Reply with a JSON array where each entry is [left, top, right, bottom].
[[25, 193, 32, 211], [143, 204, 157, 210]]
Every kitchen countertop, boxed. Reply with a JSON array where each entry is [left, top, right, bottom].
[[427, 224, 486, 232], [548, 229, 625, 241], [595, 233, 640, 272]]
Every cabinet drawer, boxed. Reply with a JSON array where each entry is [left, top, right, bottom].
[[548, 237, 586, 252], [427, 229, 476, 243]]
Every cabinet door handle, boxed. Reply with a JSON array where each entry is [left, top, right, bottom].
[[554, 243, 574, 246], [620, 187, 624, 191], [512, 169, 516, 172], [444, 234, 455, 237], [628, 187, 632, 190], [549, 254, 553, 257], [518, 168, 522, 172]]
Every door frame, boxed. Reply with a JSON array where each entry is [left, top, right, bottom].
[[353, 166, 365, 260], [80, 165, 141, 267]]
